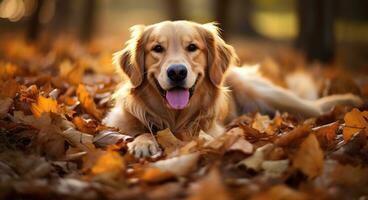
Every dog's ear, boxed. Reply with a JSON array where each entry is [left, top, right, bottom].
[[199, 23, 239, 87], [113, 25, 147, 88]]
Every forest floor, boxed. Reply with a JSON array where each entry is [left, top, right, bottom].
[[0, 37, 368, 200]]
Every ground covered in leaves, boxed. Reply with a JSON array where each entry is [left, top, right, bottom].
[[1, 38, 368, 200]]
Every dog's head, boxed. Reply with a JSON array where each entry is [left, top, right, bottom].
[[114, 21, 238, 110]]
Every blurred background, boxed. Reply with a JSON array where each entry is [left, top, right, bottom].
[[0, 0, 367, 75]]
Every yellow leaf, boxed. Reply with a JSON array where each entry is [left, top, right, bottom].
[[76, 84, 103, 120], [31, 96, 60, 118], [292, 134, 324, 178], [343, 108, 368, 142]]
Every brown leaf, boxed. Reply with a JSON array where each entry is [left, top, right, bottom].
[[0, 97, 13, 119], [238, 143, 274, 171], [72, 116, 98, 134], [252, 113, 274, 135], [0, 79, 19, 98], [76, 84, 103, 120], [292, 134, 324, 178], [156, 128, 184, 155], [227, 138, 253, 154], [205, 127, 243, 153], [313, 121, 339, 150], [343, 108, 368, 142], [275, 123, 312, 147], [188, 168, 231, 200]]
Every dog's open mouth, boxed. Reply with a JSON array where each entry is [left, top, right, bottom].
[[154, 79, 197, 110]]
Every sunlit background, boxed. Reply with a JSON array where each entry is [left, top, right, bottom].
[[0, 0, 368, 68]]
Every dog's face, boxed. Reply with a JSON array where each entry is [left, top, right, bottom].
[[115, 21, 237, 110]]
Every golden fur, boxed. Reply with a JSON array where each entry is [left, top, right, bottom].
[[103, 21, 363, 158]]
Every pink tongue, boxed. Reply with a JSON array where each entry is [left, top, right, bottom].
[[165, 89, 190, 109]]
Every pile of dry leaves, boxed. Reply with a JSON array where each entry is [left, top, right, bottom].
[[0, 39, 368, 200]]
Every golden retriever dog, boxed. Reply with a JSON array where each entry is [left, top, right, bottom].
[[103, 21, 362, 158]]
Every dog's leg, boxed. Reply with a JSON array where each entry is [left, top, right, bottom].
[[127, 133, 160, 158], [227, 67, 363, 118]]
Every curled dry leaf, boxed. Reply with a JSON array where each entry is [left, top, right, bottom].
[[227, 138, 253, 154], [343, 108, 368, 142], [292, 134, 324, 179], [76, 84, 103, 120], [205, 127, 243, 153], [156, 128, 184, 155], [93, 130, 133, 148], [239, 143, 274, 171], [252, 113, 274, 135], [150, 152, 200, 176], [275, 123, 312, 148]]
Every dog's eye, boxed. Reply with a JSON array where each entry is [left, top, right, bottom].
[[186, 44, 198, 52], [152, 45, 164, 53]]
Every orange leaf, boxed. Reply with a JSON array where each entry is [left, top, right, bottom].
[[31, 95, 60, 118], [76, 84, 103, 120], [343, 108, 368, 142], [91, 148, 125, 176], [141, 168, 174, 183], [313, 121, 339, 150], [73, 116, 98, 134], [292, 134, 324, 178]]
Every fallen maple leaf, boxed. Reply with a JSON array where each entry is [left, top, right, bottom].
[[292, 134, 324, 178], [343, 108, 368, 142], [76, 84, 103, 120]]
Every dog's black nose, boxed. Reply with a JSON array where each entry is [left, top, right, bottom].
[[167, 64, 187, 82]]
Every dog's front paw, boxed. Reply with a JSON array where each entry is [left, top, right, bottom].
[[128, 133, 161, 158]]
